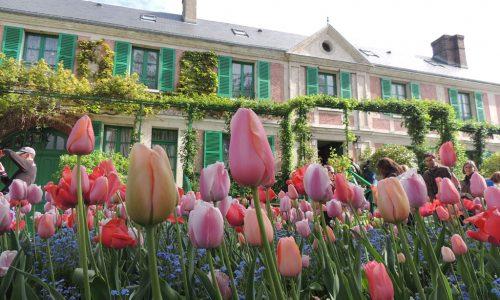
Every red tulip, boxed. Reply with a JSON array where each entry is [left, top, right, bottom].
[[70, 165, 90, 196], [290, 165, 307, 195], [188, 202, 224, 249], [304, 164, 333, 203], [333, 173, 353, 204], [439, 141, 457, 167], [377, 177, 410, 223], [484, 187, 500, 209], [438, 178, 460, 205], [45, 167, 76, 210], [470, 172, 487, 198], [441, 246, 456, 263], [229, 108, 275, 187], [100, 218, 136, 249], [465, 208, 500, 245], [200, 162, 230, 203], [243, 208, 273, 246], [258, 186, 276, 203], [66, 115, 95, 155], [226, 201, 246, 227], [217, 196, 232, 218], [276, 237, 302, 277], [37, 213, 56, 239], [89, 176, 108, 205], [400, 172, 428, 208], [364, 261, 394, 300], [450, 234, 467, 255]]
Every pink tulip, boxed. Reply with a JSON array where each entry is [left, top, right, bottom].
[[116, 203, 127, 220], [326, 200, 343, 219], [89, 176, 108, 205], [439, 141, 457, 167], [200, 162, 230, 203], [210, 270, 232, 300], [299, 200, 312, 212], [20, 203, 31, 214], [27, 185, 43, 205], [180, 191, 197, 215], [436, 206, 450, 221], [377, 177, 410, 223], [275, 221, 283, 230], [438, 178, 460, 205], [289, 208, 304, 224], [217, 196, 233, 218], [0, 250, 17, 277], [301, 255, 310, 268], [441, 246, 456, 263], [450, 234, 467, 255], [9, 179, 27, 201], [287, 184, 298, 200], [229, 108, 275, 187], [280, 196, 292, 212], [351, 184, 367, 210], [305, 211, 313, 222], [37, 213, 56, 239], [244, 208, 273, 246], [470, 172, 487, 198], [397, 253, 405, 263], [278, 190, 286, 199], [128, 227, 144, 247], [188, 202, 224, 249], [295, 219, 311, 238], [66, 115, 95, 155], [277, 237, 302, 277], [304, 164, 333, 202], [0, 198, 12, 233], [364, 261, 394, 300], [400, 173, 428, 208], [333, 173, 353, 203], [484, 187, 500, 209]]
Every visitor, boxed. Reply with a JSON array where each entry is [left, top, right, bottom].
[[0, 147, 37, 193], [422, 153, 459, 201], [490, 172, 500, 188], [376, 157, 403, 179], [460, 161, 477, 199], [361, 160, 376, 184]]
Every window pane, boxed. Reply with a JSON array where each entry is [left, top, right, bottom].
[[147, 51, 157, 64], [104, 128, 117, 153], [459, 93, 471, 120], [55, 136, 65, 150], [119, 128, 132, 156], [232, 63, 241, 97], [132, 49, 144, 75], [326, 75, 334, 86], [43, 37, 58, 67], [242, 64, 253, 98], [25, 35, 41, 64], [44, 134, 55, 150]]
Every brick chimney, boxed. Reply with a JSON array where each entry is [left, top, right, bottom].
[[182, 0, 197, 23], [431, 35, 467, 68]]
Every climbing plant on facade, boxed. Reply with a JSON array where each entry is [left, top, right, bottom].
[[177, 51, 218, 95], [76, 39, 114, 80]]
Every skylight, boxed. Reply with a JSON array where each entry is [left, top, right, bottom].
[[140, 14, 157, 22], [231, 29, 249, 37], [424, 59, 444, 67], [359, 49, 379, 58]]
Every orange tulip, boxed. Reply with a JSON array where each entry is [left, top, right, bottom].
[[376, 178, 410, 223], [364, 261, 394, 300], [37, 213, 56, 239], [450, 234, 468, 255], [438, 141, 457, 167], [126, 144, 178, 226], [66, 115, 95, 155], [276, 237, 302, 277], [243, 208, 273, 246]]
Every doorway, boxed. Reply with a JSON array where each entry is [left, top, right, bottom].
[[317, 140, 344, 165]]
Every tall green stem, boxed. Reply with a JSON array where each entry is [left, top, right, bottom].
[[208, 250, 223, 300], [76, 155, 91, 300], [145, 226, 162, 300], [173, 210, 189, 298], [220, 238, 238, 300], [46, 239, 55, 285]]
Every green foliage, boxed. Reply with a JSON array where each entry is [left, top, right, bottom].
[[58, 150, 129, 182], [177, 51, 218, 96], [449, 140, 468, 175], [481, 152, 500, 178], [367, 144, 417, 170], [278, 113, 294, 188], [76, 39, 114, 80], [327, 152, 352, 174], [181, 119, 198, 191]]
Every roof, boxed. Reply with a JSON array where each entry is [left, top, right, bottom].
[[0, 0, 498, 85]]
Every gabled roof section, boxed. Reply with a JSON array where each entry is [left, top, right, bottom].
[[287, 24, 371, 65]]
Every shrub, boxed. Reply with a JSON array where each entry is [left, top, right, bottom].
[[366, 144, 417, 170], [481, 152, 500, 178]]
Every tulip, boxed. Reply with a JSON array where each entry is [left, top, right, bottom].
[[277, 190, 286, 199], [200, 162, 230, 203], [397, 253, 405, 263], [299, 200, 312, 212], [20, 203, 31, 214], [438, 178, 460, 205], [436, 206, 450, 221], [289, 208, 304, 224], [0, 250, 17, 277], [27, 184, 43, 205], [276, 237, 302, 277], [116, 203, 127, 220], [66, 115, 95, 155], [377, 177, 410, 223], [301, 255, 310, 268], [484, 187, 500, 209], [364, 261, 394, 300], [208, 270, 232, 300], [326, 199, 343, 219], [351, 184, 368, 210], [305, 211, 313, 222], [441, 246, 456, 263], [287, 184, 298, 200], [258, 187, 276, 203], [100, 218, 137, 249], [439, 141, 457, 167], [0, 198, 12, 233], [229, 108, 275, 187], [188, 202, 224, 249], [70, 165, 90, 196], [226, 201, 246, 227], [37, 213, 56, 239], [128, 227, 144, 247], [450, 234, 467, 255], [304, 164, 333, 202], [180, 191, 197, 215], [126, 144, 178, 227], [9, 179, 27, 201], [470, 172, 487, 198], [280, 196, 292, 212], [333, 173, 353, 203], [237, 232, 246, 245], [89, 176, 108, 205], [400, 173, 428, 208], [295, 219, 311, 238], [243, 208, 273, 246]]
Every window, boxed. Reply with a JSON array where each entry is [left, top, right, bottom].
[[318, 73, 337, 96], [131, 47, 159, 89], [391, 82, 407, 100], [23, 33, 58, 67], [151, 129, 178, 176], [104, 126, 133, 157], [231, 29, 249, 37], [140, 14, 157, 22], [232, 62, 254, 98], [458, 92, 472, 120]]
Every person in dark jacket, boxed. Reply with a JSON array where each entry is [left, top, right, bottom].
[[376, 157, 403, 179], [422, 153, 459, 201], [0, 147, 37, 193], [460, 160, 477, 199]]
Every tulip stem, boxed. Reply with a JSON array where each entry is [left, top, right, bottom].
[[252, 187, 286, 300], [46, 239, 55, 285], [76, 155, 92, 300], [173, 209, 190, 298], [220, 238, 238, 300], [208, 250, 223, 300], [145, 226, 162, 300], [396, 223, 426, 300]]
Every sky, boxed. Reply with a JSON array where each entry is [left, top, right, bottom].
[[93, 0, 500, 80]]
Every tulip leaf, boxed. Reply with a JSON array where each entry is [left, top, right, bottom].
[[159, 278, 182, 299], [309, 282, 323, 292], [11, 267, 65, 300], [130, 282, 151, 299], [244, 251, 257, 300], [0, 250, 20, 300], [90, 276, 110, 300], [194, 267, 218, 299], [25, 283, 39, 299]]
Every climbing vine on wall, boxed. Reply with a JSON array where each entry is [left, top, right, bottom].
[[177, 51, 218, 95], [76, 39, 114, 80], [278, 113, 294, 187]]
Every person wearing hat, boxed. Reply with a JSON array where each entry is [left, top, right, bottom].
[[0, 147, 37, 193]]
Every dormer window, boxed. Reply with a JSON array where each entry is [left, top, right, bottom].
[[231, 29, 249, 37], [140, 14, 157, 22], [359, 49, 379, 58]]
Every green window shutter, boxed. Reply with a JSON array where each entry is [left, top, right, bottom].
[[92, 121, 103, 151], [306, 66, 318, 95], [159, 48, 175, 92], [56, 33, 77, 70], [410, 82, 421, 99], [2, 26, 24, 60], [203, 131, 223, 167], [381, 78, 392, 99], [257, 61, 270, 100], [474, 91, 485, 122], [113, 41, 131, 76], [448, 88, 461, 119], [217, 56, 232, 97], [267, 135, 275, 155], [340, 71, 352, 98]]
